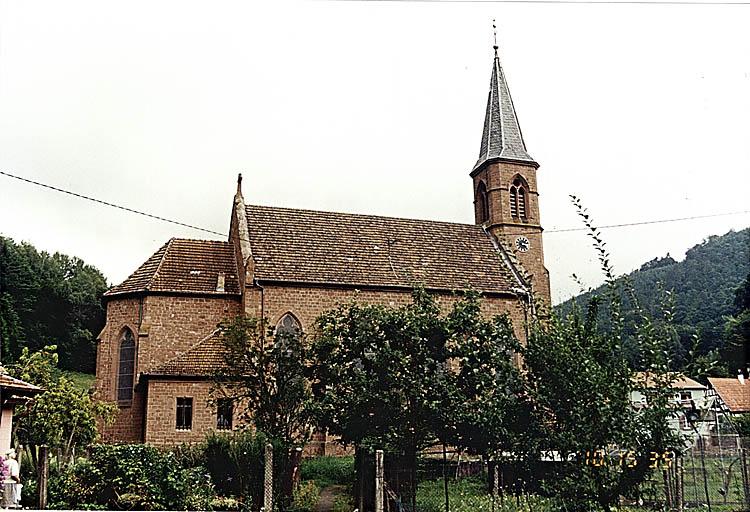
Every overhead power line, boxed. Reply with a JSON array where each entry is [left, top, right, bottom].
[[326, 0, 750, 5], [0, 170, 225, 238], [1, 170, 749, 239]]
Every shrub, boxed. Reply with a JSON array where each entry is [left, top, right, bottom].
[[36, 444, 214, 510], [289, 481, 320, 512]]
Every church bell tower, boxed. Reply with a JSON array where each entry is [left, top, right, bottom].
[[471, 40, 551, 305]]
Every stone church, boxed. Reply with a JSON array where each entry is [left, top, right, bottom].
[[94, 46, 551, 448]]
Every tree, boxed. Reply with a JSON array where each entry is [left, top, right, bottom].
[[521, 197, 684, 511], [309, 288, 528, 507], [0, 237, 108, 372], [8, 345, 116, 464], [213, 316, 313, 447], [723, 274, 750, 373]]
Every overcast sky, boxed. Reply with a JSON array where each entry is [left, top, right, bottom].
[[1, 0, 748, 304]]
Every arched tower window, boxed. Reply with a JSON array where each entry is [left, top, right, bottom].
[[276, 313, 302, 335], [476, 181, 489, 223], [509, 176, 529, 220], [117, 328, 136, 402]]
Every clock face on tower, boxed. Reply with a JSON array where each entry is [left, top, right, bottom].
[[515, 236, 530, 253]]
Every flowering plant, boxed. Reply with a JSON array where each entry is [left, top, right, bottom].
[[0, 456, 9, 481]]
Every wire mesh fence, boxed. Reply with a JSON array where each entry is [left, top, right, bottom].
[[366, 440, 750, 512]]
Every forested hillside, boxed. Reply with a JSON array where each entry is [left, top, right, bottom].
[[558, 228, 750, 372], [0, 237, 107, 372]]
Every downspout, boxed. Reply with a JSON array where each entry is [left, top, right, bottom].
[[254, 278, 266, 341]]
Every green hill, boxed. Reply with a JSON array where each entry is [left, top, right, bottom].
[[557, 228, 750, 372]]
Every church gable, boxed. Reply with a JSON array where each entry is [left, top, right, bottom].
[[245, 205, 523, 295]]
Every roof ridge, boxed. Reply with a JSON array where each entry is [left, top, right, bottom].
[[149, 238, 175, 292], [246, 204, 482, 230], [170, 238, 230, 244]]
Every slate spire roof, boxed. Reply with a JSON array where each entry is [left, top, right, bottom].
[[474, 47, 535, 171]]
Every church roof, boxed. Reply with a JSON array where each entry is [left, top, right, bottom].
[[105, 239, 240, 297], [245, 205, 521, 294], [474, 50, 535, 171], [146, 330, 226, 377]]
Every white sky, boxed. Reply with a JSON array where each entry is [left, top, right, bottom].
[[1, 0, 748, 305]]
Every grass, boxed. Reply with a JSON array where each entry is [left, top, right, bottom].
[[416, 477, 555, 512], [300, 456, 355, 489], [62, 370, 96, 392]]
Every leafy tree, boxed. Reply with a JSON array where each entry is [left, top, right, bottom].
[[8, 345, 116, 464], [213, 316, 313, 447], [522, 197, 683, 511], [0, 237, 108, 372], [723, 273, 750, 373], [309, 289, 528, 506]]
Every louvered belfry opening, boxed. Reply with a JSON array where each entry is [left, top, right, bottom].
[[509, 177, 528, 220], [117, 328, 136, 402]]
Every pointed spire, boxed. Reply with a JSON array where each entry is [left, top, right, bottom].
[[474, 26, 535, 171]]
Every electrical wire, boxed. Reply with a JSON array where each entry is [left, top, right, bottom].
[[1, 170, 749, 239]]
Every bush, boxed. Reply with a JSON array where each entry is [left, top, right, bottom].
[[37, 444, 214, 510], [289, 481, 320, 512], [300, 456, 354, 488]]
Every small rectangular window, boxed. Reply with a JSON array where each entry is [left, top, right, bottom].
[[216, 398, 233, 430], [176, 397, 193, 430]]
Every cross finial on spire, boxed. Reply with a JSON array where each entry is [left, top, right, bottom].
[[236, 173, 243, 195], [492, 19, 498, 53]]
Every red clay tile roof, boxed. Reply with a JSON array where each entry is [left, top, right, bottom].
[[245, 205, 521, 294], [106, 239, 240, 297], [708, 377, 750, 413], [146, 330, 227, 377], [0, 371, 43, 394]]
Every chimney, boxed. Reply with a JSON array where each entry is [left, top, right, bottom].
[[738, 369, 745, 385], [216, 272, 225, 293]]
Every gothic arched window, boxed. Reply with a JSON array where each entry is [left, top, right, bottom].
[[276, 313, 302, 335], [509, 176, 529, 220], [476, 182, 490, 223], [117, 328, 136, 402]]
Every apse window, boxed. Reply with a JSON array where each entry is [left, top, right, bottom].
[[176, 397, 193, 430], [216, 398, 233, 430]]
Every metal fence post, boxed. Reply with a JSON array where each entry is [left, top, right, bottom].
[[375, 449, 384, 512], [264, 442, 273, 512], [675, 456, 684, 512], [740, 447, 750, 511]]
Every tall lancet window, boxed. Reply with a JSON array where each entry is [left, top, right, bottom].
[[117, 328, 136, 402], [476, 182, 489, 223], [509, 176, 529, 220]]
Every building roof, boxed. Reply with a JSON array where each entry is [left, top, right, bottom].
[[708, 377, 750, 413], [474, 50, 535, 171], [245, 204, 523, 294], [632, 372, 706, 390], [0, 371, 43, 395], [146, 330, 227, 377], [106, 238, 241, 297]]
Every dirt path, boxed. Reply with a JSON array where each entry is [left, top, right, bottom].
[[316, 484, 348, 512]]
